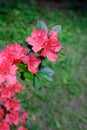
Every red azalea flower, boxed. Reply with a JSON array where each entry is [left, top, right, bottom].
[[4, 98, 20, 111], [0, 84, 13, 101], [0, 106, 4, 120], [27, 54, 41, 74], [0, 122, 10, 130], [10, 81, 22, 95], [0, 82, 22, 102], [18, 126, 28, 130], [49, 30, 58, 38], [4, 43, 27, 64], [0, 63, 18, 85], [20, 111, 28, 123], [0, 52, 18, 85], [5, 111, 20, 125], [26, 29, 48, 53], [40, 32, 62, 61]]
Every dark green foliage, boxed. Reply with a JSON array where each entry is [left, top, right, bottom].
[[24, 71, 34, 80], [38, 67, 54, 82], [33, 75, 41, 89], [18, 63, 27, 72]]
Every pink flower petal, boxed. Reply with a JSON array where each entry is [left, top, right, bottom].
[[26, 37, 36, 46], [50, 30, 58, 38], [46, 51, 58, 62], [27, 54, 41, 74], [7, 74, 17, 85]]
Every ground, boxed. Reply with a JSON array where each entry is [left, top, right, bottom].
[[0, 1, 87, 130]]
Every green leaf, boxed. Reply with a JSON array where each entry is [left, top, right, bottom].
[[18, 63, 26, 72], [52, 25, 61, 33], [26, 120, 31, 128], [37, 20, 48, 33], [38, 72, 53, 82], [33, 75, 41, 89], [39, 67, 54, 76], [38, 66, 54, 82], [55, 121, 61, 129], [24, 71, 34, 80], [0, 102, 3, 105]]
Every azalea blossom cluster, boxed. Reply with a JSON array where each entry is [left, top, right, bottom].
[[0, 28, 61, 130], [0, 83, 28, 130], [26, 29, 62, 62], [0, 44, 29, 130]]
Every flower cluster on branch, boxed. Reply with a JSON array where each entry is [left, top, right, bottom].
[[0, 21, 62, 130]]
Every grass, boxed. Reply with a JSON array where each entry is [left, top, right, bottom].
[[0, 1, 87, 130]]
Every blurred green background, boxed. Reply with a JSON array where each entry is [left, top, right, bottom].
[[0, 0, 87, 130]]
